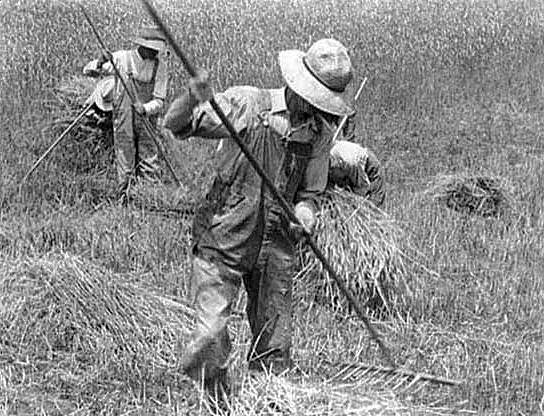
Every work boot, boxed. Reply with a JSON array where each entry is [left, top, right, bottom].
[[116, 175, 136, 206], [181, 331, 232, 414], [203, 369, 231, 415]]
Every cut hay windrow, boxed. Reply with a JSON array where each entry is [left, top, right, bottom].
[[425, 173, 514, 217], [0, 254, 195, 406], [296, 189, 409, 316]]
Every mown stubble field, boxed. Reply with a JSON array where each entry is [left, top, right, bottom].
[[1, 0, 544, 415]]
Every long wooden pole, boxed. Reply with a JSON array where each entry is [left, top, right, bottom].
[[139, 0, 395, 367], [330, 77, 367, 144], [20, 102, 94, 185]]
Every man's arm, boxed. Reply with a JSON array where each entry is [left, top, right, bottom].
[[163, 85, 255, 140], [82, 51, 120, 77], [143, 58, 168, 116]]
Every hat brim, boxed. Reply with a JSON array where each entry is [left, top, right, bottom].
[[85, 76, 115, 112], [133, 38, 165, 51], [278, 50, 354, 117]]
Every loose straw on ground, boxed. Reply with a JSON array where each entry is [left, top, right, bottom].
[[0, 254, 195, 410]]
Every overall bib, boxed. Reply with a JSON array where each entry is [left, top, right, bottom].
[[182, 92, 316, 384]]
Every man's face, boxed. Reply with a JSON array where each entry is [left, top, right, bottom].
[[314, 111, 337, 134], [285, 87, 316, 124], [138, 46, 159, 60]]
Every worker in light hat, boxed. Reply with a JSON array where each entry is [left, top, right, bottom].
[[163, 38, 354, 406], [83, 26, 169, 202]]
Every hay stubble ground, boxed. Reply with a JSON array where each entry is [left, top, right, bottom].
[[1, 0, 544, 414]]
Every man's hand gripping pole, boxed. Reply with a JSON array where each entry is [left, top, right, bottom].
[[139, 0, 395, 367]]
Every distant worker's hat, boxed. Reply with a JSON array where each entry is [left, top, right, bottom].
[[133, 26, 166, 51], [278, 38, 354, 116], [85, 76, 115, 112]]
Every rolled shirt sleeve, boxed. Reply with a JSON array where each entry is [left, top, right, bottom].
[[143, 98, 164, 116], [163, 86, 254, 140], [328, 140, 369, 193], [329, 141, 386, 207], [82, 52, 122, 77], [82, 59, 101, 76]]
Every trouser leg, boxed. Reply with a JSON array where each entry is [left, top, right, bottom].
[[245, 218, 295, 374], [134, 116, 160, 183], [182, 254, 241, 386], [113, 127, 137, 201]]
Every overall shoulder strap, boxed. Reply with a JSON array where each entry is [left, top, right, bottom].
[[150, 58, 159, 82]]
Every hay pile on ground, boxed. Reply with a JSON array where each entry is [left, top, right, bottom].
[[425, 174, 514, 217], [0, 254, 195, 413], [229, 374, 405, 415], [222, 371, 462, 416], [296, 189, 409, 316], [46, 75, 113, 173]]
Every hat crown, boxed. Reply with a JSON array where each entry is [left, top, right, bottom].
[[304, 38, 352, 93], [138, 26, 165, 42]]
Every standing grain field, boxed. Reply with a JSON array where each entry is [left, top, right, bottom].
[[1, 0, 544, 414]]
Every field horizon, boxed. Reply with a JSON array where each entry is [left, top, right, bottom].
[[1, 0, 544, 415]]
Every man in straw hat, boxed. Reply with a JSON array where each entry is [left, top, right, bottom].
[[163, 38, 354, 402], [328, 139, 386, 207], [83, 26, 169, 201]]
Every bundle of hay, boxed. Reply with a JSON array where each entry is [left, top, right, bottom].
[[46, 75, 113, 173], [425, 174, 513, 217], [0, 254, 195, 409], [296, 189, 408, 316]]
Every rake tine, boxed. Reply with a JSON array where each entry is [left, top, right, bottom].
[[341, 364, 367, 382], [392, 375, 410, 391], [408, 379, 430, 395], [347, 366, 374, 382], [369, 369, 391, 386], [381, 372, 405, 389], [328, 363, 354, 383], [361, 368, 382, 385], [402, 372, 423, 391], [328, 361, 462, 388]]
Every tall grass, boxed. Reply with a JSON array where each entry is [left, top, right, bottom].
[[1, 0, 544, 414]]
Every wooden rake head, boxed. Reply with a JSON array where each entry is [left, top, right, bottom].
[[325, 360, 462, 394]]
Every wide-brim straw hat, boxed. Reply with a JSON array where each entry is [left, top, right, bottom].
[[133, 26, 166, 52], [85, 76, 115, 112], [279, 38, 354, 117]]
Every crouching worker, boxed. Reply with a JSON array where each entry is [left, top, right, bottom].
[[83, 26, 169, 201], [317, 111, 386, 207], [329, 140, 386, 207], [163, 39, 355, 406]]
